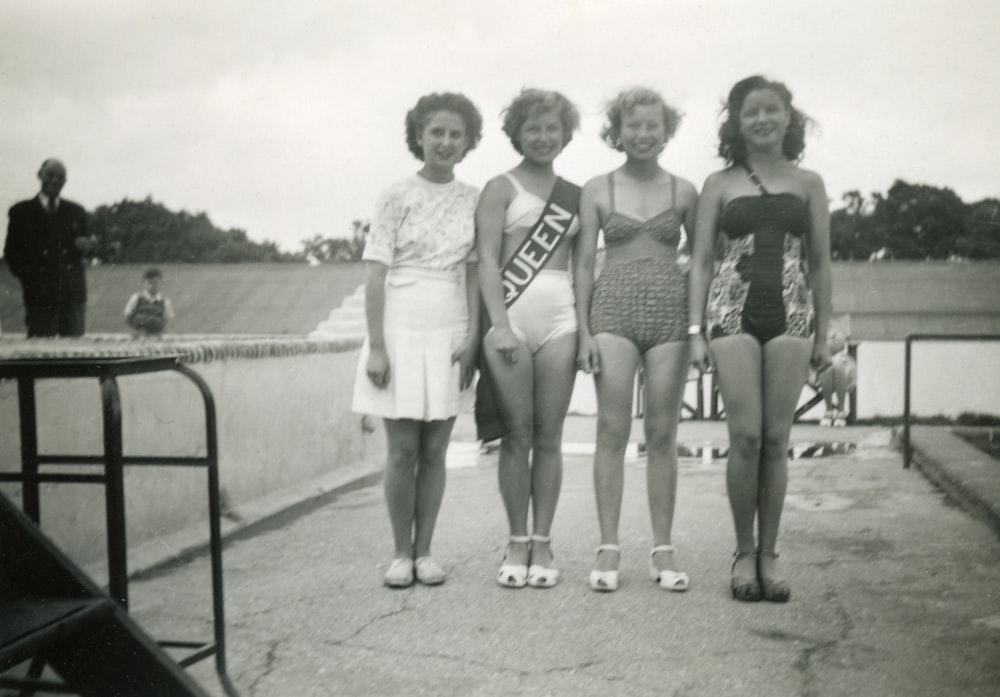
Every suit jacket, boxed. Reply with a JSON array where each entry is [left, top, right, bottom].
[[4, 196, 89, 306]]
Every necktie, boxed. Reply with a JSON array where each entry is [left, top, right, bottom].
[[47, 199, 57, 214]]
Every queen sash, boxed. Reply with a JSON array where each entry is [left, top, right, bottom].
[[499, 177, 581, 307], [475, 177, 582, 441]]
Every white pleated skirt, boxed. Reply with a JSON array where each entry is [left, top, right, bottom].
[[352, 267, 474, 421]]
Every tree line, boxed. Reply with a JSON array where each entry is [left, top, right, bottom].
[[87, 197, 368, 264], [81, 184, 1000, 265], [89, 198, 300, 263], [831, 180, 1000, 260]]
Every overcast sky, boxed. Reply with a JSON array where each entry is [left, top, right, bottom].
[[1, 0, 997, 253]]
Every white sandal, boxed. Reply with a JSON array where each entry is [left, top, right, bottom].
[[496, 535, 530, 588], [414, 556, 446, 585], [383, 558, 414, 588], [588, 544, 621, 592], [649, 545, 689, 592], [526, 534, 559, 588]]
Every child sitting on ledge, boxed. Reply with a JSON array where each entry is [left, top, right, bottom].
[[124, 267, 175, 339], [817, 317, 856, 427]]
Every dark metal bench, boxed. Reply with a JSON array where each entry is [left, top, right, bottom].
[[0, 354, 239, 695], [1, 491, 213, 696]]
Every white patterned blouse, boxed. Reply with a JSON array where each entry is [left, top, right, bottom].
[[362, 174, 479, 279]]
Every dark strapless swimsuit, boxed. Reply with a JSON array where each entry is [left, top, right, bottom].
[[706, 174, 814, 343]]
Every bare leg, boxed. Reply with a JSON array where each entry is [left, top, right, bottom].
[[833, 370, 849, 410], [527, 333, 577, 568], [483, 331, 534, 566], [640, 339, 691, 573], [709, 335, 763, 584], [832, 361, 852, 421], [591, 333, 640, 571], [817, 367, 836, 413], [412, 418, 456, 558], [758, 336, 812, 583], [383, 419, 422, 558]]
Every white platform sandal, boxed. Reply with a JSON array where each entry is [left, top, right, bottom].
[[526, 534, 559, 588], [649, 544, 689, 592], [588, 544, 621, 592], [496, 535, 530, 588]]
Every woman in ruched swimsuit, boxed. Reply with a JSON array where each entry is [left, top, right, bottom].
[[477, 88, 581, 589], [352, 93, 483, 588], [575, 88, 698, 593], [688, 76, 833, 602]]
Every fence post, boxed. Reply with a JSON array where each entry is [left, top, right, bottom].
[[903, 336, 912, 469]]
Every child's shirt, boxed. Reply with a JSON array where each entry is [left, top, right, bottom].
[[124, 291, 175, 333]]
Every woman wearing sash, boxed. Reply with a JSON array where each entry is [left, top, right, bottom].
[[353, 92, 483, 588], [575, 88, 697, 593], [688, 76, 832, 602], [477, 88, 581, 589]]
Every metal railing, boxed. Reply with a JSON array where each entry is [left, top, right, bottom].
[[902, 333, 1000, 468]]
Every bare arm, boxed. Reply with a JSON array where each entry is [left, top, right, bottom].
[[805, 170, 833, 369], [677, 177, 699, 259], [475, 176, 520, 363], [465, 261, 480, 342], [363, 261, 390, 388], [123, 293, 139, 320], [688, 173, 723, 372], [572, 179, 602, 374], [451, 261, 480, 390]]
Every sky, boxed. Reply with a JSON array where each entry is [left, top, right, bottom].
[[1, 0, 998, 253]]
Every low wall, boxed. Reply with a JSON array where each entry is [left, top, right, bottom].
[[856, 340, 1000, 419], [566, 340, 1000, 421], [0, 335, 384, 569]]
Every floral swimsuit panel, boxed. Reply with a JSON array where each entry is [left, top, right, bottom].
[[706, 173, 814, 344]]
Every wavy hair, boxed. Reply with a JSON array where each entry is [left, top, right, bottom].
[[405, 92, 483, 161], [600, 87, 682, 151], [717, 75, 810, 166], [501, 88, 580, 154]]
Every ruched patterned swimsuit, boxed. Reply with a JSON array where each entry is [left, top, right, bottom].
[[706, 176, 814, 344], [589, 173, 688, 354]]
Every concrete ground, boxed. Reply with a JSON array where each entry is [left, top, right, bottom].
[[122, 417, 1000, 697]]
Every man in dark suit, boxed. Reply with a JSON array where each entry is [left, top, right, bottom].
[[4, 159, 97, 337]]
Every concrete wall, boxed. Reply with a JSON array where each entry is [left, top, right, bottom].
[[567, 340, 1000, 421], [856, 340, 1000, 419], [0, 337, 384, 567], [2, 334, 996, 569]]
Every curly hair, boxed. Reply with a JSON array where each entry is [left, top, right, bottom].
[[600, 87, 682, 151], [405, 92, 484, 161], [717, 75, 810, 166], [500, 88, 580, 155]]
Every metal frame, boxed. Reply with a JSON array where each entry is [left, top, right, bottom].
[[0, 355, 239, 696], [1, 492, 214, 697], [902, 334, 1000, 469]]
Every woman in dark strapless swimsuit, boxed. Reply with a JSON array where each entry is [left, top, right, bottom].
[[575, 88, 698, 593], [689, 76, 833, 603]]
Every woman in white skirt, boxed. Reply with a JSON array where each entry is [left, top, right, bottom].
[[353, 92, 483, 587]]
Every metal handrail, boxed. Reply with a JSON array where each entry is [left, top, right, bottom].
[[902, 333, 1000, 468]]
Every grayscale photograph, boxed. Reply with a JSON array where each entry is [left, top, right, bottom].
[[1, 1, 998, 695]]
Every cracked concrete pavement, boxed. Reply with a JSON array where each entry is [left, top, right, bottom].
[[127, 420, 1000, 696]]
